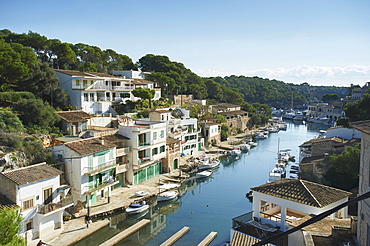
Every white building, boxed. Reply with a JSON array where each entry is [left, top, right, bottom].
[[351, 120, 370, 246], [50, 137, 119, 211], [54, 69, 161, 115], [324, 126, 362, 140], [118, 118, 167, 184], [0, 163, 73, 242], [231, 179, 350, 244]]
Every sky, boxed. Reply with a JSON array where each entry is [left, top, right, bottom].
[[1, 0, 370, 87]]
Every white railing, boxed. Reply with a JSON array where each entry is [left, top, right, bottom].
[[116, 147, 130, 157]]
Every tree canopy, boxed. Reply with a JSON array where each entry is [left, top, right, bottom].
[[0, 207, 25, 246]]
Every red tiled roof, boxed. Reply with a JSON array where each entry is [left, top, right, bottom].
[[56, 110, 91, 122], [351, 120, 370, 135], [251, 179, 351, 208], [66, 137, 116, 156], [0, 163, 62, 186]]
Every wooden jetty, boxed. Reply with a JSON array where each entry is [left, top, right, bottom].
[[159, 226, 190, 246], [197, 231, 218, 246], [100, 219, 150, 246]]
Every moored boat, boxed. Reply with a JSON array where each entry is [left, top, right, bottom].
[[126, 201, 149, 214], [157, 190, 179, 202], [196, 170, 213, 178], [135, 190, 149, 197], [198, 158, 220, 170]]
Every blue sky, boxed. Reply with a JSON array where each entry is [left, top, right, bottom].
[[2, 0, 370, 86]]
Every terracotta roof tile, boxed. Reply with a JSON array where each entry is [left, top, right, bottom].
[[54, 69, 120, 78], [56, 111, 91, 122], [66, 137, 116, 156], [1, 163, 62, 186], [0, 194, 18, 209], [251, 179, 351, 208], [219, 110, 248, 116], [350, 120, 370, 135]]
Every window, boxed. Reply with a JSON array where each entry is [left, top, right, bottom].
[[152, 148, 158, 156], [88, 156, 93, 171], [109, 150, 113, 159], [160, 145, 165, 153], [84, 93, 89, 102], [26, 219, 33, 230], [120, 93, 130, 98], [76, 79, 80, 86], [44, 187, 53, 205], [160, 130, 164, 138], [91, 80, 94, 85], [90, 93, 95, 102], [23, 198, 34, 210], [83, 80, 88, 88], [153, 132, 157, 140]]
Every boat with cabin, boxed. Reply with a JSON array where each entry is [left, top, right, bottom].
[[126, 201, 149, 214]]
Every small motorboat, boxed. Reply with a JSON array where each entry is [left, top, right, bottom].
[[198, 158, 220, 170], [157, 190, 179, 202], [196, 170, 213, 178], [126, 201, 149, 214], [135, 191, 149, 197], [231, 148, 242, 156]]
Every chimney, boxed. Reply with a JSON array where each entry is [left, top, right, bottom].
[[100, 138, 104, 145]]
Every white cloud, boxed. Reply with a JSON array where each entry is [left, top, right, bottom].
[[195, 65, 370, 87]]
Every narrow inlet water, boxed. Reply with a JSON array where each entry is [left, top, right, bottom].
[[73, 122, 327, 246]]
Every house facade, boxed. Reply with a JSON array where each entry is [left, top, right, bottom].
[[306, 102, 345, 122], [0, 163, 73, 242], [351, 121, 370, 246], [201, 121, 221, 146], [54, 69, 161, 115], [56, 110, 91, 136], [50, 137, 118, 211], [118, 119, 167, 185]]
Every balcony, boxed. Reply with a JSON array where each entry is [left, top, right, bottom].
[[37, 196, 74, 214], [138, 142, 151, 147], [116, 147, 130, 157], [84, 179, 119, 195], [84, 160, 117, 176], [116, 162, 130, 174], [232, 212, 286, 245]]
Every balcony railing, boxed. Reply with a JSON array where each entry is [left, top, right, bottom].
[[84, 160, 117, 176], [232, 211, 253, 229], [116, 147, 130, 157], [138, 157, 151, 165], [37, 196, 74, 214], [84, 179, 119, 195]]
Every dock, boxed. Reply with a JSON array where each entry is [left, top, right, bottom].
[[100, 219, 150, 246], [197, 231, 218, 246], [160, 226, 190, 246]]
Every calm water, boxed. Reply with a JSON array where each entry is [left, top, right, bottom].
[[74, 122, 327, 246]]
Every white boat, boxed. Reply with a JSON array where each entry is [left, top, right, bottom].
[[306, 115, 330, 124], [240, 143, 250, 151], [196, 170, 213, 178], [231, 148, 242, 156], [198, 158, 220, 170], [267, 161, 286, 183], [278, 122, 287, 130], [254, 132, 267, 139], [126, 201, 149, 214], [267, 126, 279, 133], [157, 190, 179, 202], [135, 191, 149, 197], [194, 156, 209, 166]]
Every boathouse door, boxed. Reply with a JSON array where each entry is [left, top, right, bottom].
[[173, 159, 178, 169]]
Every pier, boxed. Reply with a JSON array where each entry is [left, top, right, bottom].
[[100, 219, 150, 246], [197, 231, 218, 246], [159, 226, 190, 246]]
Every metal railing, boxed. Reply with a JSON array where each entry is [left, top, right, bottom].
[[37, 196, 73, 214], [232, 211, 253, 229]]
